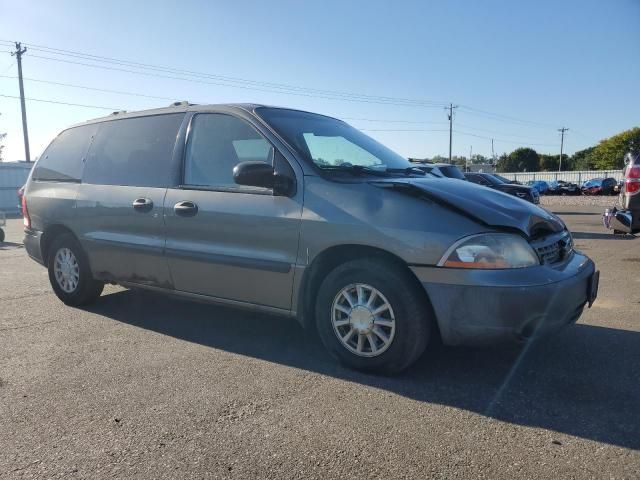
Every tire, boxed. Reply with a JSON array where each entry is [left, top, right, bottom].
[[47, 233, 104, 306], [0, 228, 5, 243], [315, 258, 431, 374]]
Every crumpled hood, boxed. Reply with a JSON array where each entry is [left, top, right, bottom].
[[371, 177, 565, 238]]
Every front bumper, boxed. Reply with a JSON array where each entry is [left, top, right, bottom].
[[24, 228, 45, 266], [410, 252, 596, 346]]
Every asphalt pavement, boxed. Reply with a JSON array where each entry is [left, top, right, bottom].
[[1, 206, 639, 479]]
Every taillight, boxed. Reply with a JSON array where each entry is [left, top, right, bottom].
[[625, 165, 640, 195], [22, 194, 31, 229]]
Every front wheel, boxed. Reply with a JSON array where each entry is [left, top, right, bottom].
[[315, 259, 432, 374], [47, 233, 104, 306]]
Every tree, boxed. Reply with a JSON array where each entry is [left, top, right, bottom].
[[539, 154, 559, 171], [592, 127, 640, 169], [571, 147, 595, 170], [497, 148, 540, 172]]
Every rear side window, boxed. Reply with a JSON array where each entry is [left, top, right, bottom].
[[83, 114, 184, 187], [32, 124, 97, 182]]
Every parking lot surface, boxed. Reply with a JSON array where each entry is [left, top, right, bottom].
[[1, 206, 639, 479]]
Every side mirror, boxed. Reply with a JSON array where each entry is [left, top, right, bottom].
[[233, 161, 294, 196]]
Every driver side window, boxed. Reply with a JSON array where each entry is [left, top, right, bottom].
[[184, 114, 273, 189]]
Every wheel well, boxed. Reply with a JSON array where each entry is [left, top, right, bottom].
[[297, 244, 436, 335], [41, 224, 78, 265]]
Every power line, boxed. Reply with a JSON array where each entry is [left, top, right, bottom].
[[0, 75, 180, 103], [2, 39, 448, 108], [360, 128, 449, 132], [455, 130, 559, 147], [0, 93, 119, 110], [341, 117, 447, 125], [26, 53, 450, 108], [0, 74, 558, 144], [458, 105, 559, 129], [1, 38, 571, 132], [19, 41, 449, 106]]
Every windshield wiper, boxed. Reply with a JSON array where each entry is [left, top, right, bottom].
[[319, 165, 393, 177], [386, 167, 426, 176], [320, 165, 425, 177]]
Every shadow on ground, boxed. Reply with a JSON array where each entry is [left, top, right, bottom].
[[87, 289, 640, 450], [0, 241, 24, 250]]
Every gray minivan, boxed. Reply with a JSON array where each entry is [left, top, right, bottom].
[[23, 103, 598, 373]]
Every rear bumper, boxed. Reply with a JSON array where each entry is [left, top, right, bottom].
[[24, 228, 45, 266], [410, 252, 596, 346]]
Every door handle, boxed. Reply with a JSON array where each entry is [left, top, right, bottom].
[[132, 197, 153, 212], [174, 200, 198, 217]]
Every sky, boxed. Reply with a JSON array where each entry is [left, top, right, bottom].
[[0, 0, 638, 162]]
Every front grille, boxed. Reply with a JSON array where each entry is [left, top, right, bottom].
[[534, 233, 573, 265], [536, 242, 561, 264]]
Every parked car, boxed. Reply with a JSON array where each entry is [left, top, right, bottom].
[[22, 103, 598, 374], [526, 180, 550, 195], [581, 177, 617, 195], [613, 180, 624, 195], [603, 150, 640, 234], [492, 174, 521, 185], [408, 161, 466, 180], [548, 180, 580, 196], [465, 172, 540, 204]]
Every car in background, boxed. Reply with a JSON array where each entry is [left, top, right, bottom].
[[548, 180, 580, 196], [408, 161, 466, 180], [526, 180, 550, 195], [613, 180, 624, 194], [464, 172, 539, 204], [492, 174, 521, 185], [582, 177, 617, 195]]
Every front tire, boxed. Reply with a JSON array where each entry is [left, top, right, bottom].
[[48, 233, 104, 306], [315, 259, 432, 374]]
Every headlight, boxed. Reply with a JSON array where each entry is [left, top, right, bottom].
[[438, 233, 539, 269]]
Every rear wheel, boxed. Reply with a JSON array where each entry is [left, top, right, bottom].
[[315, 259, 431, 374], [0, 228, 5, 243], [47, 233, 104, 306]]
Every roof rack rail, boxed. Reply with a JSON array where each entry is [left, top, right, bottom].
[[110, 110, 127, 116]]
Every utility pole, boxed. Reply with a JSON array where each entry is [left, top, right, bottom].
[[446, 103, 458, 163], [558, 127, 568, 172], [468, 145, 472, 172], [11, 42, 30, 162], [491, 138, 496, 164]]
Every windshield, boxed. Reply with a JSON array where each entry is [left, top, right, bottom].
[[256, 107, 413, 171], [492, 174, 512, 183]]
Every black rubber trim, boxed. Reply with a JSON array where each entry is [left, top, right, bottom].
[[164, 248, 292, 273]]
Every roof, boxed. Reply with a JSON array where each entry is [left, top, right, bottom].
[[66, 103, 347, 130]]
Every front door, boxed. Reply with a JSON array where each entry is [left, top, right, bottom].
[[163, 113, 303, 311]]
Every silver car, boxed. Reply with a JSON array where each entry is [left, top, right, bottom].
[[22, 103, 598, 373]]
